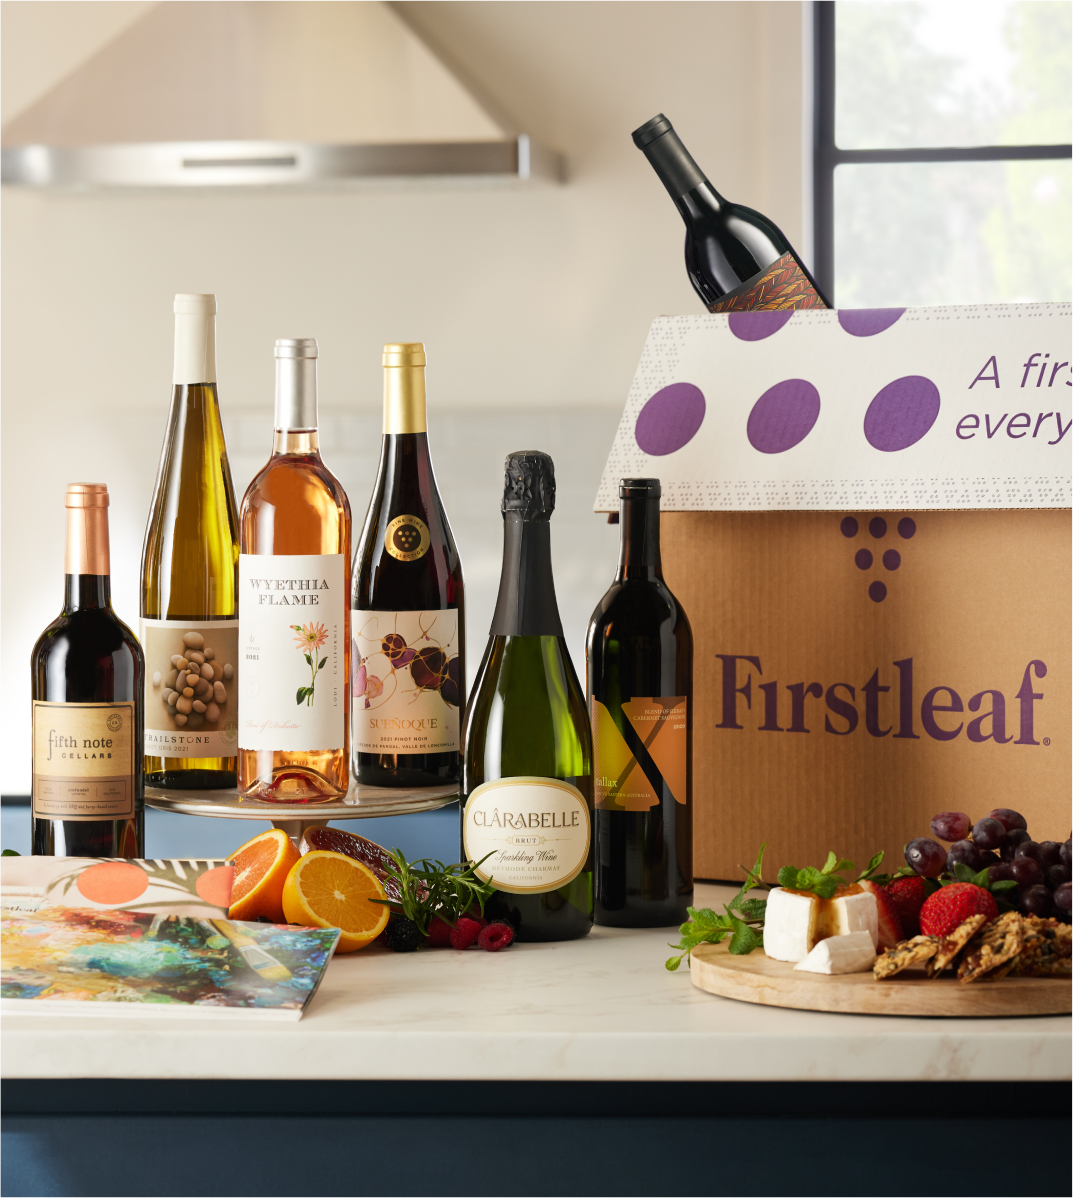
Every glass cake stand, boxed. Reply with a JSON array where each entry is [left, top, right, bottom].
[[144, 781, 459, 842]]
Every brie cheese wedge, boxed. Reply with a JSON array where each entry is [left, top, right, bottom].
[[794, 931, 876, 975], [763, 886, 879, 962]]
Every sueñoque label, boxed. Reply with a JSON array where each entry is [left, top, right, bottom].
[[708, 251, 825, 313], [238, 554, 346, 752], [592, 696, 687, 811], [384, 514, 430, 562], [352, 609, 460, 754], [141, 619, 238, 758], [462, 777, 590, 894], [32, 701, 136, 821]]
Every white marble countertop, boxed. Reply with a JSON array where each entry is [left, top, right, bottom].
[[3, 885, 1069, 1083]]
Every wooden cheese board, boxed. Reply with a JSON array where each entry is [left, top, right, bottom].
[[690, 941, 1071, 1017]]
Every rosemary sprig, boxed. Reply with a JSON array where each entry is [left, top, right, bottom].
[[372, 848, 497, 935]]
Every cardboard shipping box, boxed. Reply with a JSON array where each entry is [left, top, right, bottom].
[[596, 304, 1071, 881]]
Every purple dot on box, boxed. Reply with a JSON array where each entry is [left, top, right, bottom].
[[883, 549, 901, 570], [869, 517, 887, 538], [864, 376, 941, 452], [855, 548, 873, 570], [747, 379, 820, 454], [837, 308, 906, 337], [635, 382, 706, 456], [898, 517, 917, 539], [840, 516, 858, 538], [728, 312, 794, 342], [869, 581, 888, 603]]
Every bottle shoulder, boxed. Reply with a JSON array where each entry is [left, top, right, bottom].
[[33, 608, 143, 660]]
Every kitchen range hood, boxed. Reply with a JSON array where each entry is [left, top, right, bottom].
[[1, 1, 561, 189]]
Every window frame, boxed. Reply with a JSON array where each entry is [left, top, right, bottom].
[[811, 0, 1073, 304]]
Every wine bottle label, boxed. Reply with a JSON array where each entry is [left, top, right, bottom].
[[352, 610, 461, 753], [462, 777, 591, 894], [384, 515, 431, 562], [707, 251, 825, 313], [31, 701, 136, 821], [237, 554, 347, 752], [592, 697, 687, 810], [141, 619, 239, 759]]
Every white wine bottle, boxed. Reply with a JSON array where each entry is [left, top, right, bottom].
[[352, 343, 465, 788], [461, 451, 593, 942], [238, 339, 351, 802], [141, 294, 240, 789]]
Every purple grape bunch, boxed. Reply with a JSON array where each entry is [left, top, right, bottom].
[[905, 808, 1072, 921]]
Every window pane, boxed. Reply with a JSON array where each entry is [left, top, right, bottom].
[[836, 1, 1072, 149], [834, 160, 1072, 305]]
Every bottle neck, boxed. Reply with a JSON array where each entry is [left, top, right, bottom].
[[641, 127, 715, 204], [490, 514, 564, 637], [173, 309, 216, 385], [64, 575, 112, 611], [64, 500, 112, 610], [275, 354, 318, 435], [272, 429, 321, 456], [384, 364, 427, 434], [617, 496, 663, 581]]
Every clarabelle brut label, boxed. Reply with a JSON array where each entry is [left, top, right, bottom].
[[238, 554, 345, 752], [462, 777, 590, 894], [141, 619, 238, 758], [352, 609, 460, 753], [32, 701, 136, 821]]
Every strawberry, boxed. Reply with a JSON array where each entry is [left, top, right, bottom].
[[919, 883, 998, 937], [885, 875, 929, 938], [858, 879, 903, 949]]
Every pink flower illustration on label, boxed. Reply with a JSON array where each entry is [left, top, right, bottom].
[[291, 621, 328, 707]]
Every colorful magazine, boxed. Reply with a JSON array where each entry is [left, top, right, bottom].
[[1, 907, 338, 1020], [0, 857, 234, 918]]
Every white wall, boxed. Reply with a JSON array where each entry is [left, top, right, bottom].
[[1, 1, 806, 794]]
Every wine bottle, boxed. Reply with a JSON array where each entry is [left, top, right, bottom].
[[352, 343, 465, 788], [141, 294, 240, 790], [461, 451, 593, 942], [587, 479, 693, 927], [237, 339, 351, 802], [633, 113, 829, 311], [32, 484, 145, 856]]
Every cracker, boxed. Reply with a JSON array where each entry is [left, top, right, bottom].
[[1011, 917, 1072, 977], [874, 934, 939, 980], [926, 914, 988, 978], [957, 911, 1024, 984]]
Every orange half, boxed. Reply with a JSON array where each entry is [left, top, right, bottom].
[[281, 850, 389, 953], [226, 828, 300, 923]]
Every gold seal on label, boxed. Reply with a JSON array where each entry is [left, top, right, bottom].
[[385, 515, 431, 562]]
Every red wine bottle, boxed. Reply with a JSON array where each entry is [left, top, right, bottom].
[[32, 484, 145, 857], [633, 113, 829, 312], [587, 479, 692, 927], [352, 343, 464, 788]]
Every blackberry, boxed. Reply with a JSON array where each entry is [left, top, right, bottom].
[[384, 917, 425, 952]]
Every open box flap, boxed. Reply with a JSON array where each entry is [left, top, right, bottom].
[[596, 304, 1072, 513]]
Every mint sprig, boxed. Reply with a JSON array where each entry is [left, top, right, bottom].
[[665, 844, 768, 971], [776, 849, 856, 900]]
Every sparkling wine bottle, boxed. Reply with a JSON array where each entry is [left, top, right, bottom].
[[32, 484, 145, 856], [237, 339, 351, 802], [461, 452, 593, 942], [587, 479, 693, 927], [352, 343, 465, 788], [633, 113, 829, 311], [141, 294, 240, 790]]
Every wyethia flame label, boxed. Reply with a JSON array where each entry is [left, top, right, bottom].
[[238, 554, 346, 752]]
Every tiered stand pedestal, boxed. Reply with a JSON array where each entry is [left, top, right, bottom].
[[144, 781, 458, 842]]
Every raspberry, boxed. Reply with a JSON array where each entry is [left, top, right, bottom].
[[449, 917, 482, 950], [478, 921, 515, 952], [426, 916, 453, 948]]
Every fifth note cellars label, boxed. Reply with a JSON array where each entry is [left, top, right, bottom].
[[462, 777, 591, 894], [238, 554, 345, 752], [352, 609, 460, 754], [592, 696, 687, 810], [32, 701, 136, 821]]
